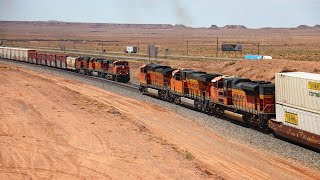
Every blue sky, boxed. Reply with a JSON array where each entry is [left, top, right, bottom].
[[0, 0, 319, 28]]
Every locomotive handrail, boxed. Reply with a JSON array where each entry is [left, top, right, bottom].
[[262, 104, 275, 113]]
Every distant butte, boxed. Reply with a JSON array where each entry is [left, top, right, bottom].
[[296, 25, 311, 29], [0, 21, 319, 30], [209, 25, 219, 29], [223, 25, 247, 29], [313, 25, 320, 28]]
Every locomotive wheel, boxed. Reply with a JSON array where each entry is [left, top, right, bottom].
[[174, 96, 181, 105], [194, 99, 202, 111], [159, 90, 166, 100]]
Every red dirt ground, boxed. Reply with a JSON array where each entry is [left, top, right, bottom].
[[0, 64, 319, 179]]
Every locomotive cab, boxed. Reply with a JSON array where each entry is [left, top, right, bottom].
[[231, 80, 275, 114], [112, 61, 130, 83], [210, 76, 234, 105], [139, 64, 148, 85], [258, 83, 275, 113], [77, 57, 91, 74]]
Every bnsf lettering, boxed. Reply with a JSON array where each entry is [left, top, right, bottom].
[[188, 83, 199, 89], [233, 94, 245, 100], [155, 74, 163, 79]]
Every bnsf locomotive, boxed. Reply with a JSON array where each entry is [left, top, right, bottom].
[[0, 47, 130, 83], [68, 57, 130, 82], [139, 63, 320, 151]]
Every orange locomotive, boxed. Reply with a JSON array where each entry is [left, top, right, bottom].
[[76, 57, 130, 83], [170, 69, 221, 112], [139, 64, 176, 100], [210, 77, 275, 130], [139, 63, 275, 130]]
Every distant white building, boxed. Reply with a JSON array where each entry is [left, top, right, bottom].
[[263, 56, 273, 59], [125, 46, 138, 53]]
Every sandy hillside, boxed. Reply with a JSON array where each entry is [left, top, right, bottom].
[[0, 64, 319, 179]]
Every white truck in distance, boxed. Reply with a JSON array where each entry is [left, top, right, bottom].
[[125, 46, 138, 53]]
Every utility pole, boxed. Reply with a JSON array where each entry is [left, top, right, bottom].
[[216, 37, 219, 57], [138, 41, 140, 53], [186, 41, 189, 56], [148, 45, 150, 64], [258, 43, 260, 55], [64, 39, 66, 52], [101, 41, 104, 52]]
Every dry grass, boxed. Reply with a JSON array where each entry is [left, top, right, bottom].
[[1, 22, 320, 61]]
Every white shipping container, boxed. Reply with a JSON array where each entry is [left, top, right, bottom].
[[16, 49, 20, 60], [10, 48, 14, 59], [11, 48, 20, 60], [2, 47, 6, 58], [18, 49, 22, 61], [5, 47, 11, 59], [20, 49, 28, 62], [10, 48, 15, 60], [276, 104, 320, 136], [0, 47, 4, 58], [275, 72, 320, 113], [19, 49, 27, 61], [7, 48, 11, 59], [19, 49, 24, 61], [66, 57, 76, 70], [3, 47, 8, 58], [17, 48, 22, 61]]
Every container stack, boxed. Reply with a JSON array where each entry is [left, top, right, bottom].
[[272, 72, 320, 148]]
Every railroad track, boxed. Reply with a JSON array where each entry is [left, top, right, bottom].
[[0, 58, 140, 90]]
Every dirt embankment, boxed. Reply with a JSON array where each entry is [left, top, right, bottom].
[[0, 64, 319, 179], [0, 65, 206, 179], [129, 59, 320, 84]]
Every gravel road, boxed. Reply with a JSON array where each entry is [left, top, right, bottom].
[[1, 59, 319, 170]]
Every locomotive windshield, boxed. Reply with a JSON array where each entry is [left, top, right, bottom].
[[260, 86, 275, 95]]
